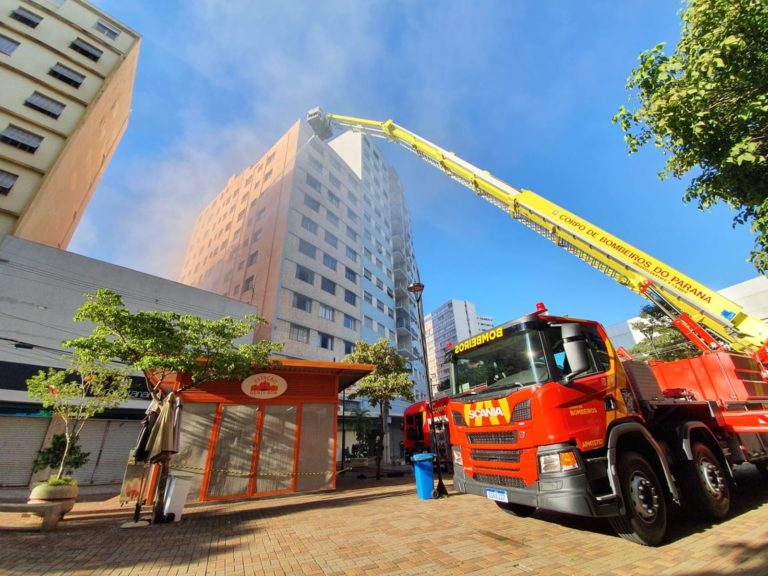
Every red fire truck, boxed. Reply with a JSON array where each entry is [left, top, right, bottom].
[[308, 110, 768, 545], [403, 395, 451, 467]]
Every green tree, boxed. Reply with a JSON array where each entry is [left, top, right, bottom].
[[65, 289, 282, 522], [629, 305, 701, 362], [614, 0, 768, 271], [26, 346, 131, 482], [343, 339, 414, 479]]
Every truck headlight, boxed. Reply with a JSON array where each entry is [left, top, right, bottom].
[[539, 451, 579, 474]]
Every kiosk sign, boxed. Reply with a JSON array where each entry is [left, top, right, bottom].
[[241, 373, 287, 399]]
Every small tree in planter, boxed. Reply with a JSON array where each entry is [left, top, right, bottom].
[[26, 348, 131, 512]]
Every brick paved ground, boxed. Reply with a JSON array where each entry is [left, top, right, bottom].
[[0, 465, 766, 576]]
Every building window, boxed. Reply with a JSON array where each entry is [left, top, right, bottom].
[[323, 253, 337, 271], [326, 211, 339, 226], [0, 169, 19, 195], [363, 268, 372, 281], [308, 156, 323, 172], [329, 173, 341, 189], [343, 315, 357, 330], [0, 124, 43, 153], [346, 226, 358, 241], [24, 92, 65, 119], [295, 264, 314, 284], [10, 7, 42, 28], [264, 169, 273, 181], [298, 239, 316, 259], [289, 323, 310, 344], [256, 208, 266, 220], [293, 293, 312, 313], [49, 63, 85, 88], [70, 38, 103, 62], [364, 316, 374, 329], [344, 290, 357, 306], [318, 332, 334, 350], [327, 190, 340, 207], [0, 34, 20, 55], [347, 208, 358, 223], [344, 340, 355, 354], [319, 304, 335, 321], [324, 230, 338, 248], [364, 291, 373, 305], [377, 300, 385, 312], [247, 251, 258, 266], [321, 277, 336, 295], [304, 193, 320, 212], [345, 267, 357, 284], [301, 215, 318, 234], [242, 276, 254, 292], [94, 19, 120, 40], [306, 173, 321, 193], [346, 247, 358, 262]]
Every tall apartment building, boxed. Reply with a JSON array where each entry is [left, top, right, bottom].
[[179, 120, 427, 403], [0, 0, 140, 248], [424, 299, 494, 393]]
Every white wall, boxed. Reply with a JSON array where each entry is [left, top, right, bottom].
[[0, 235, 259, 408]]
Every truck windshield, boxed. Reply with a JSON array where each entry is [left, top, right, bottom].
[[451, 330, 549, 395]]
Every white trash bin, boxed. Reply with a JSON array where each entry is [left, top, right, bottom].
[[163, 473, 193, 522]]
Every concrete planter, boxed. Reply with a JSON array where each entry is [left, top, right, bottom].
[[349, 457, 370, 468], [28, 481, 79, 517]]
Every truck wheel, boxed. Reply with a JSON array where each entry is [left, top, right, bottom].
[[495, 501, 536, 517], [686, 442, 730, 520], [608, 451, 668, 546]]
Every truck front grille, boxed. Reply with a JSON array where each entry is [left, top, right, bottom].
[[467, 431, 518, 444], [474, 473, 526, 488], [470, 449, 521, 463]]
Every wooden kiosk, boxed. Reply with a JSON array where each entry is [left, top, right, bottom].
[[159, 359, 372, 502]]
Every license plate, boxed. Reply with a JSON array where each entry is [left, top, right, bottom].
[[485, 488, 508, 503]]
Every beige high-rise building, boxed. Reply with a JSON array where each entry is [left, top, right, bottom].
[[0, 0, 140, 248], [179, 119, 428, 390]]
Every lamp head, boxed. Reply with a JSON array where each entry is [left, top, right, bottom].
[[407, 282, 424, 295]]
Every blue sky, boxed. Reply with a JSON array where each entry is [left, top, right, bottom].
[[71, 1, 761, 327]]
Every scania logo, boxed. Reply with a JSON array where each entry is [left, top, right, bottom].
[[469, 406, 504, 419]]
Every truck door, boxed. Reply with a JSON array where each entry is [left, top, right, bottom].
[[551, 324, 613, 451]]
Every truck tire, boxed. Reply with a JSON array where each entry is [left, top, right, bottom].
[[495, 501, 536, 517], [685, 442, 730, 520], [755, 461, 768, 481], [608, 451, 667, 546]]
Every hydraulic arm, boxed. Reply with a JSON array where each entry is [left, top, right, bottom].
[[307, 108, 768, 361]]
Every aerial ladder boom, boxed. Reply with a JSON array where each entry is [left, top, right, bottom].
[[307, 108, 768, 362]]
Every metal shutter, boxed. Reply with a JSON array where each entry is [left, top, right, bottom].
[[72, 420, 141, 485], [0, 416, 50, 486]]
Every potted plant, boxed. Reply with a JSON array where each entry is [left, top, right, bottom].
[[26, 345, 131, 516], [28, 434, 89, 514]]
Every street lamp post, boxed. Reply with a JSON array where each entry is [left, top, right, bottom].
[[407, 282, 449, 498]]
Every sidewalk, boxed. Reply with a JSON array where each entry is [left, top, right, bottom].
[[0, 466, 766, 576]]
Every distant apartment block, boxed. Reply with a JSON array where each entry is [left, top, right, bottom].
[[424, 299, 494, 393], [179, 120, 427, 400], [0, 0, 140, 248]]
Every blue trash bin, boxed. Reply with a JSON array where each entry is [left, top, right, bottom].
[[412, 453, 435, 500]]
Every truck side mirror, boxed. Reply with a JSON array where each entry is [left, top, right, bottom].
[[562, 323, 590, 383]]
